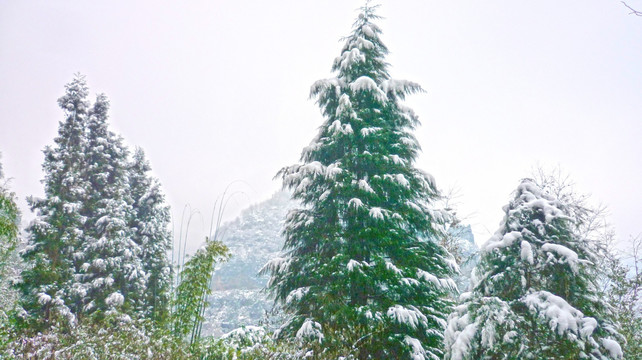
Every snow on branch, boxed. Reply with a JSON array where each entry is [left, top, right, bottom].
[[296, 319, 324, 342], [523, 290, 598, 339], [541, 243, 582, 273], [387, 305, 428, 329]]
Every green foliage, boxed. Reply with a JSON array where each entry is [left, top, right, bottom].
[[171, 238, 230, 344]]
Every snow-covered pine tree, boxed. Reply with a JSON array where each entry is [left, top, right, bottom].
[[128, 147, 172, 323], [74, 93, 146, 318], [263, 4, 455, 359], [19, 75, 91, 327], [444, 179, 623, 360]]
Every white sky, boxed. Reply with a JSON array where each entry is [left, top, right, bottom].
[[1, 0, 640, 253]]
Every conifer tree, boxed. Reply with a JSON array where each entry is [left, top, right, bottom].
[[128, 147, 172, 322], [19, 77, 169, 327], [444, 179, 623, 360], [263, 5, 455, 359], [19, 75, 91, 327], [73, 94, 147, 318]]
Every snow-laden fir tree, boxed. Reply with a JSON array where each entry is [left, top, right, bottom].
[[19, 75, 92, 327], [73, 94, 147, 318], [19, 76, 172, 327], [128, 147, 172, 323], [263, 4, 456, 359], [444, 179, 623, 360]]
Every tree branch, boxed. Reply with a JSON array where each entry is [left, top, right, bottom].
[[622, 1, 642, 16]]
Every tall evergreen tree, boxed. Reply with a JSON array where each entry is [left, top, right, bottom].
[[73, 94, 147, 318], [444, 179, 623, 360], [128, 147, 172, 322], [263, 5, 455, 359], [19, 75, 91, 327]]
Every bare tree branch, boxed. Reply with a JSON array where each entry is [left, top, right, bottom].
[[622, 1, 642, 16]]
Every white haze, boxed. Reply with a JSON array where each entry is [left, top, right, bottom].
[[1, 0, 640, 254]]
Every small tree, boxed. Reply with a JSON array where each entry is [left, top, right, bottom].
[[263, 4, 455, 359], [444, 179, 623, 359]]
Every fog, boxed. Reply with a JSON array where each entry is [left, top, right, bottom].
[[1, 0, 640, 253]]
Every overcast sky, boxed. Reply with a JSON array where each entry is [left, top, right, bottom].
[[1, 0, 640, 254]]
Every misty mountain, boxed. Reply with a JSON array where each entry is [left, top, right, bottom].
[[202, 191, 293, 336], [201, 191, 479, 336]]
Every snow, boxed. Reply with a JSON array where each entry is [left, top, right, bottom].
[[541, 243, 580, 272], [402, 277, 421, 286], [350, 76, 378, 92], [347, 259, 362, 272], [389, 154, 405, 165], [482, 231, 521, 253], [523, 290, 597, 338], [285, 287, 309, 305], [329, 120, 353, 135], [448, 318, 478, 360], [349, 76, 387, 102], [325, 163, 342, 179], [358, 179, 375, 193], [406, 200, 423, 213], [404, 336, 427, 360], [261, 256, 291, 276], [300, 161, 324, 176], [380, 79, 421, 96], [37, 293, 51, 305], [520, 240, 534, 264], [348, 198, 363, 209], [361, 24, 376, 38], [328, 120, 342, 134], [105, 291, 124, 307], [369, 207, 384, 220], [398, 137, 413, 148], [336, 94, 357, 119], [387, 305, 428, 329], [601, 338, 623, 358], [295, 177, 311, 193], [417, 269, 457, 291], [395, 174, 410, 187], [310, 78, 343, 98], [296, 319, 324, 342], [386, 261, 403, 275], [335, 47, 366, 71], [354, 36, 374, 50], [319, 189, 331, 201], [360, 127, 381, 136]]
